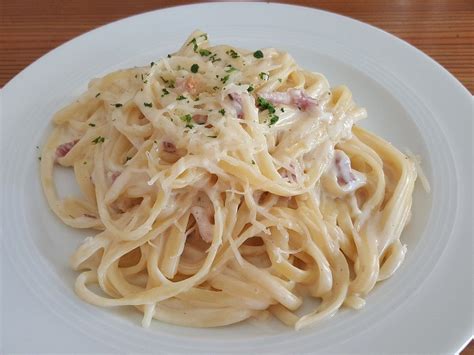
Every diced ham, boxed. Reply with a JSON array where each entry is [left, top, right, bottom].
[[176, 76, 200, 96], [279, 163, 297, 182], [228, 93, 243, 119], [190, 206, 213, 243], [55, 139, 79, 159], [260, 89, 317, 111], [162, 141, 176, 153], [334, 150, 355, 186], [110, 171, 121, 182], [192, 114, 208, 125]]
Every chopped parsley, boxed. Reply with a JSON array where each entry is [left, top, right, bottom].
[[161, 88, 170, 97], [257, 97, 279, 126], [187, 33, 208, 52], [278, 78, 282, 83], [150, 61, 156, 67], [92, 136, 105, 144], [209, 53, 221, 63], [190, 64, 199, 73], [247, 85, 254, 93], [226, 49, 240, 58], [280, 107, 285, 112], [188, 38, 198, 52], [95, 93, 101, 98], [88, 123, 96, 127], [220, 75, 230, 84], [269, 114, 279, 126], [256, 97, 276, 114], [253, 50, 264, 59], [259, 72, 269, 80], [180, 114, 193, 128], [167, 54, 172, 58], [225, 65, 237, 73], [176, 95, 187, 100], [112, 103, 123, 108], [208, 135, 217, 138], [144, 102, 153, 108], [83, 161, 87, 165], [38, 157, 41, 161], [168, 80, 175, 88], [199, 49, 211, 56], [218, 108, 225, 116], [251, 160, 256, 164], [160, 76, 169, 83], [213, 86, 219, 91], [125, 156, 132, 162]]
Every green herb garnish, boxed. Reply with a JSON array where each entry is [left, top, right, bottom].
[[256, 97, 276, 114], [226, 49, 240, 58], [92, 136, 105, 144], [269, 114, 279, 126], [225, 65, 237, 73], [177, 95, 187, 100], [220, 75, 230, 84], [259, 72, 269, 80], [199, 49, 211, 56], [253, 50, 264, 59], [112, 103, 123, 108], [218, 108, 225, 116], [95, 93, 101, 98], [161, 88, 170, 97], [209, 53, 221, 63], [180, 114, 193, 128], [144, 102, 153, 108], [190, 64, 199, 73], [88, 123, 96, 127], [247, 85, 254, 93]]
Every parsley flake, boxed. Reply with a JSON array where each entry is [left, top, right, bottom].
[[112, 103, 123, 108], [88, 123, 96, 127], [92, 136, 105, 144], [259, 72, 269, 80], [177, 95, 187, 100], [190, 64, 199, 73], [253, 50, 264, 59], [144, 102, 153, 108], [269, 114, 279, 126], [161, 88, 170, 97], [257, 97, 276, 114], [95, 93, 101, 98], [247, 85, 254, 93], [180, 114, 193, 128], [199, 49, 211, 56], [225, 65, 237, 73], [220, 75, 230, 84], [218, 108, 225, 116], [209, 53, 221, 63], [226, 49, 240, 58]]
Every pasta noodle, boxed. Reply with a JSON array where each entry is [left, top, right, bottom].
[[40, 31, 419, 329]]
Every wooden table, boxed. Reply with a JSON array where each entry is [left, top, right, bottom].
[[2, 0, 473, 352], [2, 0, 473, 92]]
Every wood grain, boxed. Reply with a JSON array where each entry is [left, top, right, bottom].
[[1, 0, 473, 92], [1, 0, 472, 352]]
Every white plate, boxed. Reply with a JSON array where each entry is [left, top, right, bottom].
[[1, 3, 472, 353]]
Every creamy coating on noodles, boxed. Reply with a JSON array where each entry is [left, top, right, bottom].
[[40, 31, 418, 329]]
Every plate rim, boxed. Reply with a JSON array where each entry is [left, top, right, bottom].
[[1, 2, 472, 353]]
